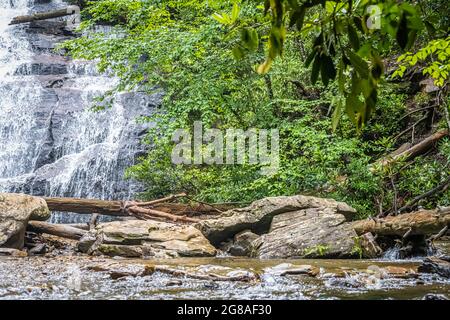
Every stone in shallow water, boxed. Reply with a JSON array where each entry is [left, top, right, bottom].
[[265, 263, 320, 277], [78, 220, 216, 258], [0, 193, 50, 250], [0, 248, 28, 257]]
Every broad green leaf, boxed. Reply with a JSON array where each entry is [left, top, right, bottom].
[[347, 50, 369, 78], [320, 55, 336, 87], [348, 24, 360, 51]]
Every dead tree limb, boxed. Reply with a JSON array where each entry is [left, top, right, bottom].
[[398, 176, 450, 213], [128, 206, 200, 223], [9, 8, 75, 25], [132, 193, 187, 207], [372, 129, 449, 171], [27, 221, 87, 240]]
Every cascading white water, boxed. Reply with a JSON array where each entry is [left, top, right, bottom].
[[0, 0, 157, 223]]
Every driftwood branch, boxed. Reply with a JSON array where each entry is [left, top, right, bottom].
[[128, 206, 200, 223], [353, 207, 450, 237], [9, 8, 75, 25], [27, 221, 87, 240]]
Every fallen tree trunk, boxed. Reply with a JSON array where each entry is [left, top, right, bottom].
[[27, 221, 87, 240], [43, 196, 228, 215], [43, 197, 126, 216], [9, 8, 76, 25], [372, 129, 449, 171], [353, 207, 450, 237]]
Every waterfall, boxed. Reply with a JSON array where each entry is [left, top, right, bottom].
[[0, 0, 159, 223]]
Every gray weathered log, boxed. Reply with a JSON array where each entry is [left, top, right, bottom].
[[27, 221, 87, 240], [9, 8, 75, 25]]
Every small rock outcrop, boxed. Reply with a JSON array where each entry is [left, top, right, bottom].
[[78, 220, 217, 258], [0, 193, 50, 250]]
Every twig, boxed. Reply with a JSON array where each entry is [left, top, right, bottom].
[[427, 226, 448, 242], [398, 176, 450, 213], [131, 193, 187, 207], [182, 195, 224, 214], [394, 115, 428, 141], [398, 105, 436, 122]]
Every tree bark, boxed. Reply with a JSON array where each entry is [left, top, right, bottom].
[[9, 8, 75, 25], [372, 129, 448, 170], [27, 221, 87, 240], [43, 196, 232, 217], [43, 197, 126, 216], [353, 207, 450, 237]]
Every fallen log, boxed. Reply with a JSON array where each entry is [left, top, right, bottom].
[[9, 8, 77, 25], [27, 221, 87, 240], [43, 196, 229, 217], [371, 129, 449, 171], [353, 207, 450, 237]]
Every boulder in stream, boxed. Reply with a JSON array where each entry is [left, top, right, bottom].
[[418, 257, 450, 278], [255, 207, 359, 259], [0, 193, 50, 250], [78, 220, 217, 258]]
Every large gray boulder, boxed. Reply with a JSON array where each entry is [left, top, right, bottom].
[[196, 195, 356, 245], [0, 193, 50, 249], [78, 220, 217, 258], [254, 208, 359, 259]]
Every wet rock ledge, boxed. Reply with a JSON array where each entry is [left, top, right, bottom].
[[0, 192, 449, 275]]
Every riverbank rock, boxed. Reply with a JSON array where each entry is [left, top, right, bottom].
[[0, 193, 50, 249], [418, 257, 450, 278], [226, 230, 260, 256], [255, 207, 359, 259], [78, 220, 216, 258], [196, 195, 356, 245]]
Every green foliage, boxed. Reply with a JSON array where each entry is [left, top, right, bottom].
[[394, 37, 450, 87], [62, 0, 450, 219], [215, 0, 428, 131], [303, 244, 329, 257], [351, 237, 364, 259]]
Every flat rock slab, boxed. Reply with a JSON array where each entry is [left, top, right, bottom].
[[255, 208, 358, 259], [196, 195, 356, 245], [78, 220, 217, 258], [0, 193, 50, 249]]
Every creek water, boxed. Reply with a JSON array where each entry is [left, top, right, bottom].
[[0, 255, 449, 300]]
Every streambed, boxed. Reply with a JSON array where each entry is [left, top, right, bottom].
[[0, 255, 448, 300]]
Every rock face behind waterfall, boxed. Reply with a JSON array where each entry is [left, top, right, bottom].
[[0, 1, 161, 223], [196, 195, 363, 258], [0, 193, 49, 249], [78, 220, 217, 258]]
